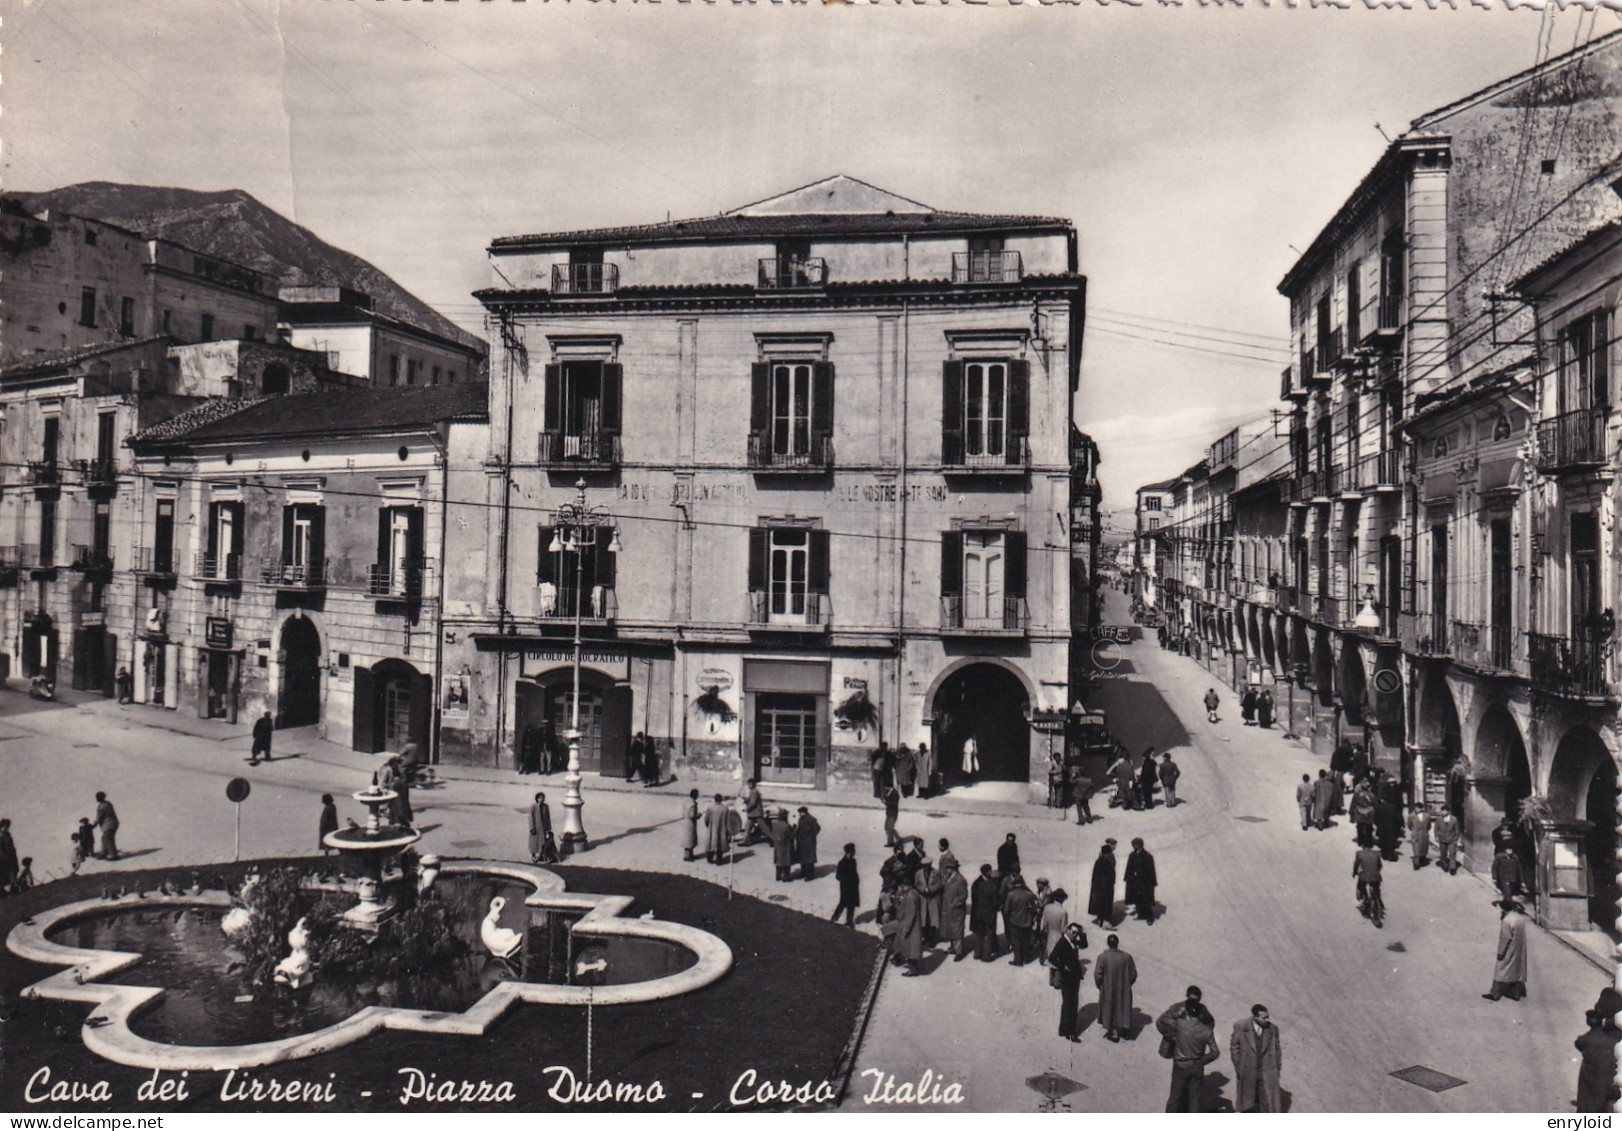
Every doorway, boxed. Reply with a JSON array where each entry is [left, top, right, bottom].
[[279, 617, 322, 727], [755, 693, 819, 785], [206, 651, 233, 719], [932, 662, 1031, 784]]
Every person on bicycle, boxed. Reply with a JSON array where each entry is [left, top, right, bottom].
[[1354, 837, 1383, 921]]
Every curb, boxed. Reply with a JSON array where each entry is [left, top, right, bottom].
[[827, 942, 891, 1109]]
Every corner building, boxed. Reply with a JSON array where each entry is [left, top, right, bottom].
[[446, 176, 1086, 800]]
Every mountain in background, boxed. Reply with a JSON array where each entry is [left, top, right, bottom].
[[8, 182, 484, 353]]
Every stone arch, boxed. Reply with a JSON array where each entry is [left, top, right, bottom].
[[923, 654, 1040, 711], [276, 614, 323, 728], [931, 662, 1032, 784], [1546, 725, 1614, 821], [1312, 629, 1335, 707], [1260, 610, 1277, 671], [1336, 643, 1368, 727]]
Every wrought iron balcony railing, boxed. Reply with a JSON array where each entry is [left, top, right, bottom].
[[942, 431, 1029, 469], [1376, 292, 1402, 335], [369, 561, 429, 599], [26, 461, 59, 486], [537, 584, 617, 622], [1453, 620, 1514, 672], [1529, 626, 1610, 699], [77, 457, 117, 485], [550, 262, 619, 295], [1535, 406, 1609, 473], [259, 557, 326, 589], [1355, 449, 1401, 491], [940, 595, 1029, 633], [757, 256, 826, 290], [748, 433, 833, 471], [747, 589, 829, 628], [1399, 611, 1450, 657], [194, 552, 241, 582], [70, 545, 113, 573], [539, 430, 622, 467], [132, 548, 177, 577], [951, 250, 1022, 284]]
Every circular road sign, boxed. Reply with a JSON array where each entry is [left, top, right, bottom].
[[1373, 668, 1403, 696], [226, 777, 252, 804]]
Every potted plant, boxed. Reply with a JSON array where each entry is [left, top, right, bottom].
[[692, 685, 736, 734], [833, 690, 879, 741]]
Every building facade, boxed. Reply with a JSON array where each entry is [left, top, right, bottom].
[[279, 286, 485, 389], [444, 176, 1087, 800]]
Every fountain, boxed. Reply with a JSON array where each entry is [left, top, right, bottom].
[[322, 786, 421, 931]]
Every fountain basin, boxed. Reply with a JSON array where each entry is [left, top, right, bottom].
[[8, 860, 732, 1072]]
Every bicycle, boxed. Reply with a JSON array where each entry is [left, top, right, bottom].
[[1357, 880, 1384, 929]]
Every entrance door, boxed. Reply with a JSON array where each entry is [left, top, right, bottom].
[[382, 676, 412, 748], [755, 693, 819, 785], [545, 683, 603, 774], [206, 652, 232, 719], [280, 618, 322, 727], [1586, 759, 1619, 935]]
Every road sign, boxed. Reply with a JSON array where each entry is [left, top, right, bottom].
[[226, 778, 251, 803]]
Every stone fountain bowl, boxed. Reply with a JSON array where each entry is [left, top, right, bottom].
[[323, 826, 421, 852]]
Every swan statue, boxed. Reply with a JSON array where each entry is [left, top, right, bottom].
[[220, 905, 254, 939], [481, 896, 523, 960], [273, 917, 313, 988], [417, 854, 441, 898]]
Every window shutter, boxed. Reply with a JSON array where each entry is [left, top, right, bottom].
[[310, 509, 326, 575], [1007, 359, 1030, 463], [808, 529, 830, 594], [942, 361, 964, 460], [1005, 530, 1028, 599], [543, 364, 562, 433], [940, 531, 963, 597], [812, 362, 834, 439], [748, 528, 768, 593], [750, 362, 771, 438], [352, 667, 379, 753], [207, 503, 221, 559], [1358, 257, 1379, 341], [537, 526, 556, 586], [601, 363, 623, 434], [281, 506, 295, 565], [377, 509, 391, 572], [596, 536, 617, 590], [409, 673, 433, 752], [406, 507, 425, 561]]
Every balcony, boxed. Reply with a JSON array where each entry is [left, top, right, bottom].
[[952, 250, 1022, 284], [1529, 627, 1610, 700], [537, 584, 617, 623], [26, 461, 59, 486], [132, 548, 177, 579], [1275, 585, 1301, 611], [550, 263, 619, 296], [1300, 347, 1328, 387], [69, 545, 113, 574], [1535, 407, 1609, 474], [193, 552, 242, 583], [940, 595, 1029, 635], [539, 430, 621, 469], [748, 433, 833, 472], [942, 431, 1029, 471], [1375, 292, 1402, 338], [0, 559, 16, 588], [260, 558, 327, 591], [368, 561, 430, 601], [77, 457, 117, 486], [1322, 327, 1346, 369], [1313, 594, 1344, 627], [757, 256, 826, 290], [1399, 612, 1450, 657], [1354, 449, 1401, 492], [1452, 621, 1514, 672], [747, 590, 830, 630]]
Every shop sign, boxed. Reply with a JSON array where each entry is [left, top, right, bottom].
[[525, 650, 623, 664], [205, 616, 233, 649], [842, 676, 868, 691]]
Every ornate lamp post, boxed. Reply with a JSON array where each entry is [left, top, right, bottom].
[[547, 478, 620, 853]]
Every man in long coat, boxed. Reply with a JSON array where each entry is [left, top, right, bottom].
[[680, 789, 700, 861], [1374, 792, 1403, 859], [1003, 874, 1039, 966], [1311, 769, 1336, 831], [528, 792, 553, 863], [1138, 752, 1160, 810], [1124, 837, 1158, 924], [831, 843, 861, 926], [794, 807, 820, 881], [970, 863, 1001, 961], [770, 809, 795, 881], [1041, 888, 1071, 964], [996, 832, 1022, 876], [1093, 933, 1137, 1041], [914, 854, 944, 945], [1230, 1004, 1283, 1112], [1349, 781, 1376, 843], [895, 746, 918, 798], [1296, 774, 1316, 831], [894, 883, 924, 976], [94, 792, 119, 860], [0, 819, 19, 892], [1434, 810, 1461, 875], [915, 743, 935, 800], [1407, 806, 1432, 870], [1492, 846, 1524, 898], [1484, 899, 1528, 1001], [1575, 1009, 1622, 1113], [1050, 923, 1088, 1042], [703, 793, 732, 864], [870, 742, 893, 799], [941, 860, 969, 959], [1089, 840, 1117, 926]]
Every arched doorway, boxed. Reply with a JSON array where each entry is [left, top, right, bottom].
[[279, 617, 322, 728], [261, 363, 290, 396], [516, 670, 629, 778], [1312, 631, 1334, 707], [1337, 645, 1368, 729], [1475, 703, 1531, 868], [1547, 727, 1618, 934], [932, 662, 1031, 785]]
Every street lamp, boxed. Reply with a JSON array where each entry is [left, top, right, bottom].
[[548, 478, 620, 853]]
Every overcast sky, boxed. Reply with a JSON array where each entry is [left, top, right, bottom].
[[7, 0, 1611, 518]]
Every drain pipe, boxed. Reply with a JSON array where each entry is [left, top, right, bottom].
[[494, 311, 518, 768], [895, 235, 911, 746]]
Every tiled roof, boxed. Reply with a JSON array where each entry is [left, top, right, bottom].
[[490, 210, 1070, 252], [1511, 217, 1622, 295], [138, 383, 488, 446], [130, 396, 268, 444], [0, 336, 170, 379]]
